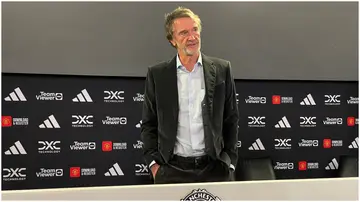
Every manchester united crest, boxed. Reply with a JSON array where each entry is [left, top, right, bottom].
[[181, 189, 221, 201]]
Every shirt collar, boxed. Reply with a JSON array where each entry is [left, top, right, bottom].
[[176, 52, 203, 69]]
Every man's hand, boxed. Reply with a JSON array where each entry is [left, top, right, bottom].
[[151, 163, 160, 177]]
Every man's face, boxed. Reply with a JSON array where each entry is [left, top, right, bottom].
[[170, 17, 201, 56]]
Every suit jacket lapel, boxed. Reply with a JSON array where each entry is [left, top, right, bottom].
[[165, 56, 179, 131], [202, 53, 216, 117]]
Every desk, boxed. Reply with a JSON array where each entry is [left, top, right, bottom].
[[2, 177, 358, 200]]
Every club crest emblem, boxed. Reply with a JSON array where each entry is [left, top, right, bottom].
[[181, 189, 221, 201]]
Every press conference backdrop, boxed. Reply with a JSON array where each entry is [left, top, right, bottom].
[[2, 2, 358, 81], [2, 73, 358, 190]]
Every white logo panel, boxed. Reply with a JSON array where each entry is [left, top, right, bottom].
[[72, 89, 93, 102], [2, 168, 26, 181], [4, 87, 27, 102], [300, 117, 316, 127], [4, 141, 27, 155], [300, 94, 316, 105], [72, 115, 94, 127], [245, 96, 266, 104], [135, 164, 150, 176], [105, 163, 124, 176], [248, 138, 265, 150], [274, 139, 291, 150], [348, 137, 359, 149], [324, 95, 341, 105], [325, 158, 339, 170], [248, 116, 265, 127], [38, 141, 61, 154], [36, 168, 63, 177], [347, 97, 359, 104], [104, 91, 124, 103], [36, 92, 63, 101], [275, 116, 291, 128], [39, 115, 60, 128], [133, 93, 144, 102]]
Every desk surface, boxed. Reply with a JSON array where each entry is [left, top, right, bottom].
[[2, 177, 359, 201]]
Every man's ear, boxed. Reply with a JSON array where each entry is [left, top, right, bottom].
[[169, 40, 176, 47]]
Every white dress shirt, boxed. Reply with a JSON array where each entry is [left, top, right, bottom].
[[174, 53, 206, 157]]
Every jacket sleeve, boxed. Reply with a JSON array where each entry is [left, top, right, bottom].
[[222, 61, 239, 169], [140, 67, 164, 167]]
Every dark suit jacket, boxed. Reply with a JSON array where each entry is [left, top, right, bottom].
[[141, 53, 239, 169]]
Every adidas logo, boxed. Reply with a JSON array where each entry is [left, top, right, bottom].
[[4, 141, 27, 155], [136, 120, 142, 128], [325, 158, 339, 170], [348, 137, 359, 149], [275, 116, 291, 128], [72, 89, 93, 102], [300, 94, 316, 105], [4, 87, 27, 102], [104, 163, 124, 176], [248, 138, 265, 150], [39, 115, 60, 128]]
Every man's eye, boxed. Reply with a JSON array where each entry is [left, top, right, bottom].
[[180, 31, 187, 36]]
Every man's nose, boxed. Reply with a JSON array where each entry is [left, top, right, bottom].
[[188, 35, 196, 40]]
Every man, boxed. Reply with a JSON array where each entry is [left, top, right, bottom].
[[141, 7, 239, 184]]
